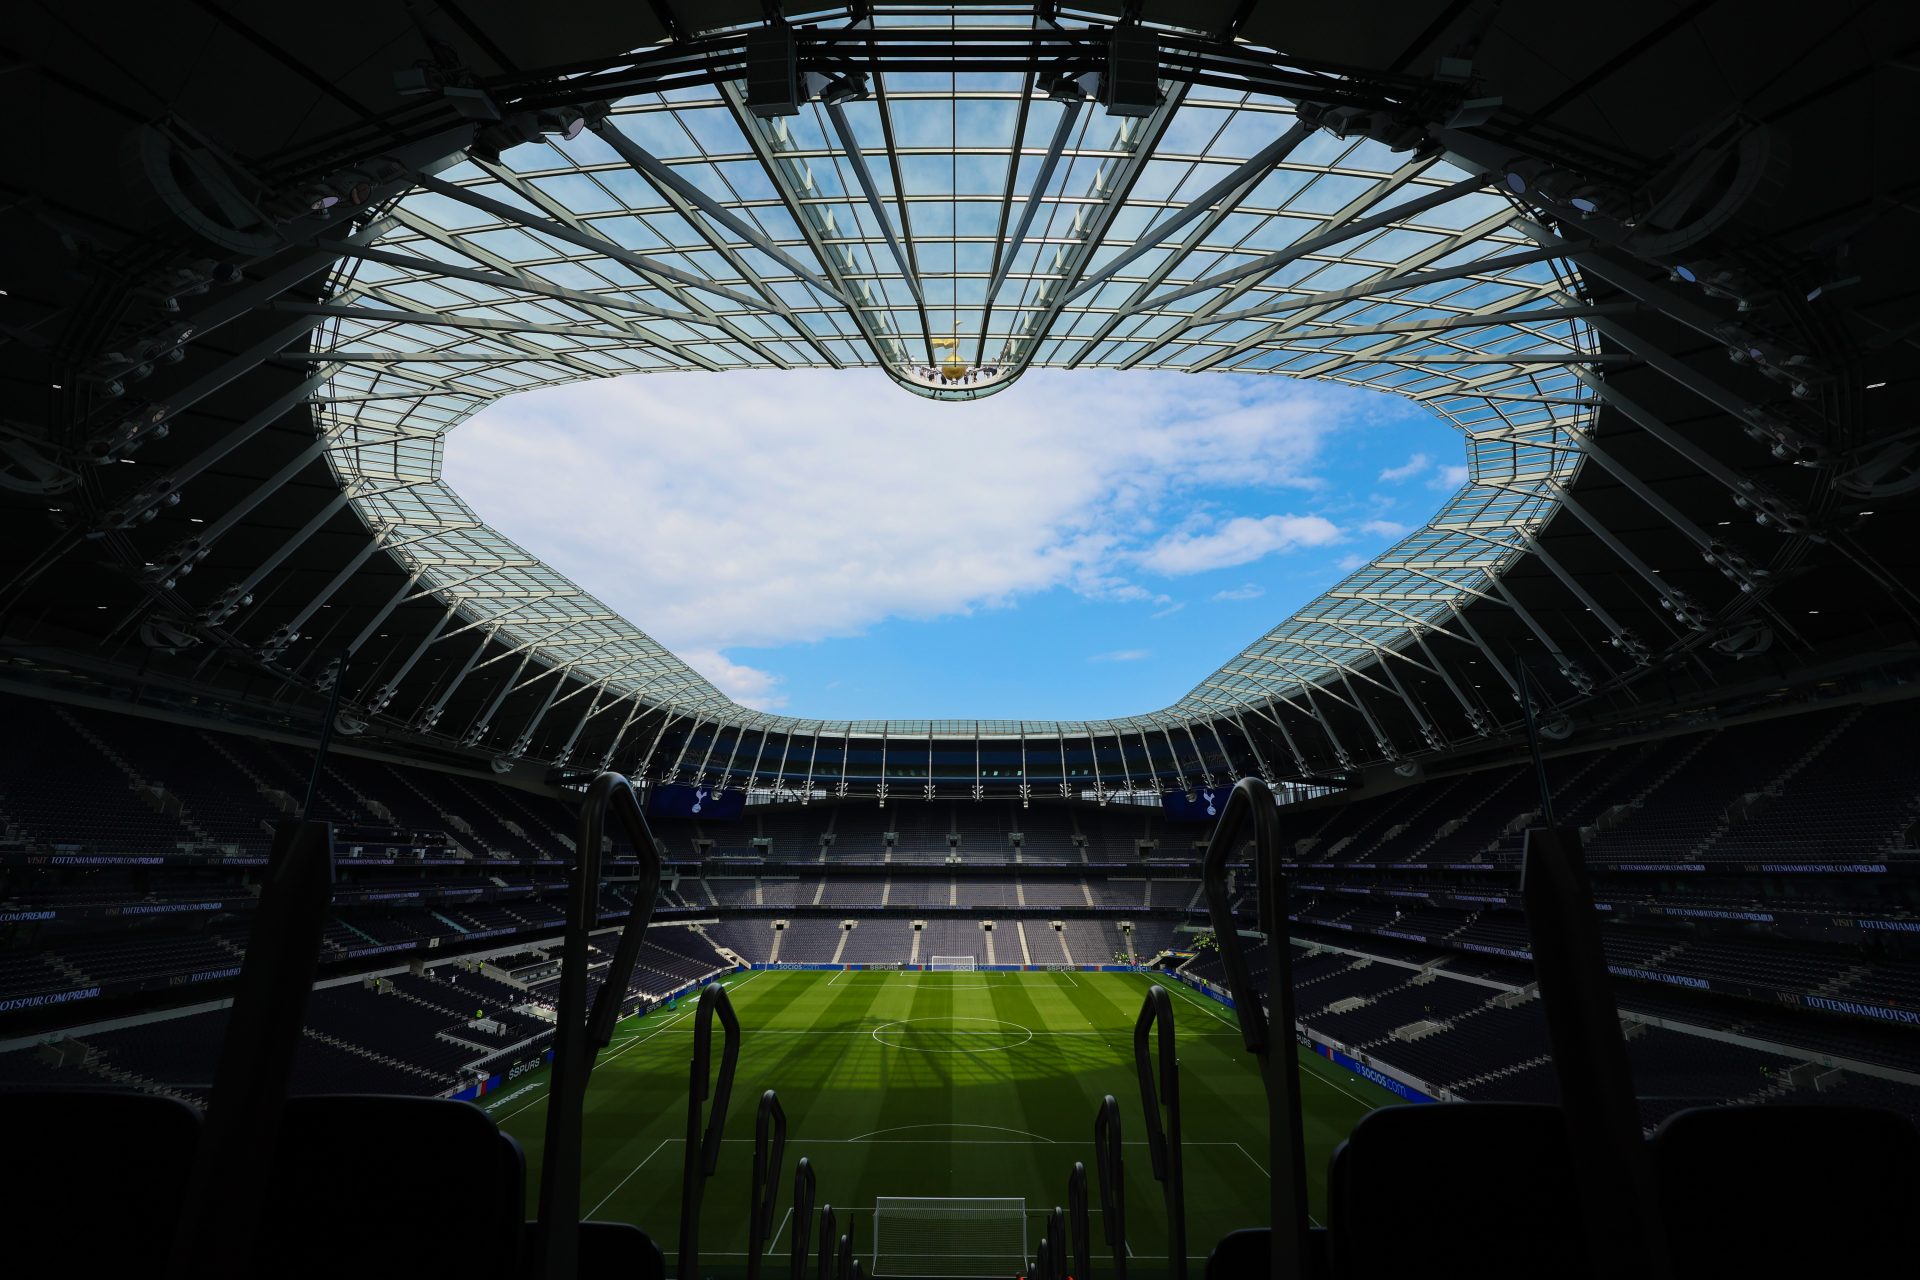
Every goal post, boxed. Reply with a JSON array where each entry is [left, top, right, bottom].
[[871, 1197, 1027, 1278], [929, 956, 978, 971]]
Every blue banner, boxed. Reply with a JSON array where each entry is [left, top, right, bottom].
[[648, 783, 746, 821], [1161, 787, 1231, 823], [1320, 1044, 1437, 1103]]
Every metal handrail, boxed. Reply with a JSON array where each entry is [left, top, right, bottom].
[[1094, 1093, 1128, 1280], [837, 1217, 857, 1280], [1043, 1207, 1066, 1279], [816, 1204, 836, 1280], [536, 770, 663, 1279], [1522, 827, 1673, 1279], [1200, 775, 1310, 1280], [748, 1090, 788, 1280], [679, 980, 743, 1279], [790, 1158, 816, 1280], [1068, 1161, 1090, 1280], [1133, 986, 1187, 1278], [167, 817, 334, 1278]]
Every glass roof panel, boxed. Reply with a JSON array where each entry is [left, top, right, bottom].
[[317, 19, 1594, 738]]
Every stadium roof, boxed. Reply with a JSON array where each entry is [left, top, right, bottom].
[[1, 2, 1912, 795], [321, 16, 1592, 738]]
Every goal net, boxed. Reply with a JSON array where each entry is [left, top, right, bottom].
[[929, 956, 978, 971], [872, 1197, 1026, 1278]]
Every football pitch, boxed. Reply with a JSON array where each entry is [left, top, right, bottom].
[[487, 968, 1402, 1275]]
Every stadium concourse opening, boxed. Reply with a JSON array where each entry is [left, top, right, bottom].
[[3, 4, 1920, 1279]]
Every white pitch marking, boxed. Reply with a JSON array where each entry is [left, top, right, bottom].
[[1234, 1143, 1322, 1228], [1305, 1061, 1383, 1111], [870, 1016, 1036, 1054], [848, 1121, 1057, 1144], [1148, 974, 1240, 1029], [764, 1205, 794, 1255], [587, 1138, 669, 1217], [497, 970, 766, 1124]]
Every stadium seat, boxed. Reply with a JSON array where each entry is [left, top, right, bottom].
[[3, 1089, 202, 1272], [1327, 1103, 1585, 1278], [257, 1095, 527, 1278], [1205, 1225, 1331, 1279], [1652, 1104, 1919, 1271], [522, 1222, 667, 1279]]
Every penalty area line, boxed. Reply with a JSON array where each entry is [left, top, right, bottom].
[[764, 1205, 793, 1255], [587, 1138, 670, 1218], [1235, 1142, 1322, 1228]]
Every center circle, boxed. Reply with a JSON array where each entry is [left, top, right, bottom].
[[870, 1016, 1035, 1054]]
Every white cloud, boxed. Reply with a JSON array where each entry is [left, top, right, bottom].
[[1136, 514, 1342, 576], [443, 370, 1362, 679], [1430, 464, 1471, 490], [1212, 583, 1266, 601], [1336, 552, 1370, 571], [1090, 649, 1151, 663], [1360, 519, 1412, 538], [676, 649, 789, 711], [1378, 452, 1431, 483], [1149, 602, 1187, 620]]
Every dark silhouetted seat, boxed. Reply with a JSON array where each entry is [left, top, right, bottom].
[[4, 1089, 202, 1272], [523, 1221, 668, 1279], [259, 1095, 526, 1279], [1653, 1103, 1919, 1271], [1328, 1103, 1584, 1278]]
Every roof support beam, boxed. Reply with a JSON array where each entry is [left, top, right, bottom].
[[1407, 626, 1487, 733], [362, 601, 457, 713], [1186, 206, 1521, 372], [1275, 301, 1631, 344], [1531, 482, 1707, 633], [1000, 85, 1186, 373], [414, 173, 768, 312], [448, 163, 793, 368], [823, 100, 924, 305], [499, 660, 578, 760], [199, 492, 353, 625], [1062, 118, 1314, 305], [1115, 167, 1482, 321], [985, 97, 1083, 307], [333, 568, 425, 694], [718, 82, 910, 366], [1067, 119, 1320, 366], [1203, 243, 1581, 328], [1445, 602, 1522, 704], [593, 117, 853, 307], [331, 240, 697, 324]]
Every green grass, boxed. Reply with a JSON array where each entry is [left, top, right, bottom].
[[488, 969, 1402, 1276]]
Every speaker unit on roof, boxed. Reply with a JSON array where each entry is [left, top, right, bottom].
[[1102, 27, 1162, 117], [746, 25, 800, 118]]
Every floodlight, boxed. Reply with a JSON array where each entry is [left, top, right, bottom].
[[1038, 66, 1093, 101], [810, 71, 871, 106], [1446, 95, 1504, 128]]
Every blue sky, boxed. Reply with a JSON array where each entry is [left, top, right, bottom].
[[443, 369, 1462, 719]]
